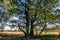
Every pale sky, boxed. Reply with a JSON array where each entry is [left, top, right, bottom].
[[1, 0, 60, 30]]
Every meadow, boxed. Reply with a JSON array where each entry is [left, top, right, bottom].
[[0, 30, 60, 40]]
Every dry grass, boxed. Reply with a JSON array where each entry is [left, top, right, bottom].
[[0, 31, 60, 35], [34, 30, 60, 35], [42, 32, 60, 35], [0, 32, 24, 34], [0, 31, 60, 40]]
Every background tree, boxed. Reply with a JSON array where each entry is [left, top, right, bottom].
[[0, 0, 58, 36]]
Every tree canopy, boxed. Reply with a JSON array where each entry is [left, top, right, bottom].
[[0, 0, 59, 36]]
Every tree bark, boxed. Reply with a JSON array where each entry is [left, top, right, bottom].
[[25, 0, 30, 36], [30, 20, 34, 36]]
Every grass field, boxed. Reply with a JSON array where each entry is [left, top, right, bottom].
[[0, 31, 60, 35], [0, 31, 60, 40]]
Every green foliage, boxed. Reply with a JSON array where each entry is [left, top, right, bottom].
[[0, 0, 59, 36]]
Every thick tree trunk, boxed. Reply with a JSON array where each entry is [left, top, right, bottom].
[[30, 20, 34, 36], [25, 4, 29, 36], [26, 17, 29, 36], [25, 0, 30, 36]]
